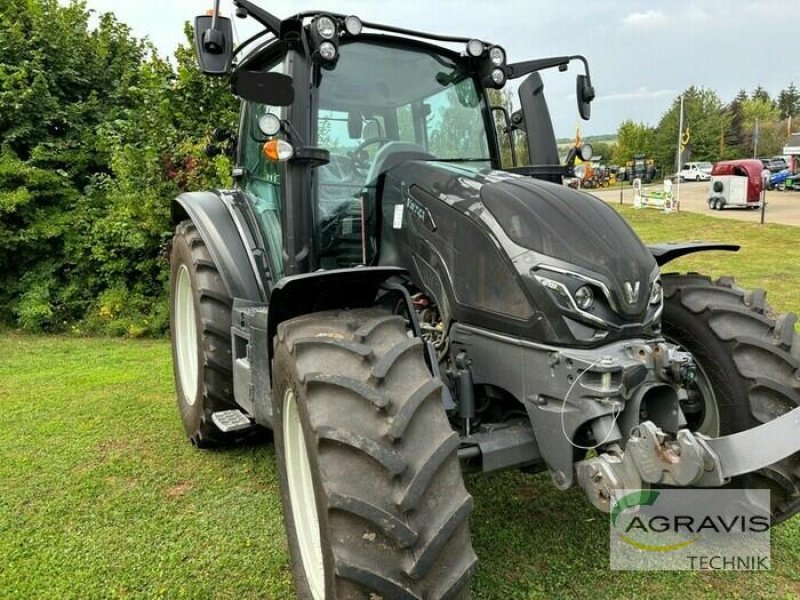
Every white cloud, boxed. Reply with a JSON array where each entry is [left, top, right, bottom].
[[622, 10, 667, 27], [621, 6, 709, 29]]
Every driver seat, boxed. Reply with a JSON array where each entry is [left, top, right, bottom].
[[364, 142, 434, 187]]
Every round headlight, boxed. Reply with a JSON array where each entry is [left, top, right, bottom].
[[466, 39, 484, 57], [575, 286, 594, 310], [316, 15, 337, 39], [650, 280, 663, 305], [344, 15, 362, 36], [573, 164, 587, 180], [490, 68, 506, 86], [579, 143, 593, 161], [258, 113, 281, 137], [489, 46, 505, 66], [319, 41, 337, 61]]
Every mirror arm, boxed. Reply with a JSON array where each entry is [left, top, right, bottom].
[[506, 56, 571, 80], [233, 0, 283, 36], [210, 0, 221, 29], [507, 54, 594, 98], [201, 0, 226, 55]]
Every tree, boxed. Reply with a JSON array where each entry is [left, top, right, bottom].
[[741, 97, 782, 156], [0, 1, 236, 333], [613, 120, 655, 165], [652, 87, 730, 171], [777, 83, 800, 119], [723, 90, 748, 159], [0, 0, 147, 329], [751, 86, 773, 105]]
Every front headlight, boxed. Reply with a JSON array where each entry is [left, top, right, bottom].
[[575, 285, 594, 310], [650, 279, 663, 305]]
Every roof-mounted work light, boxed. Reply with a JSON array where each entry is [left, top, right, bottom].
[[310, 14, 340, 65]]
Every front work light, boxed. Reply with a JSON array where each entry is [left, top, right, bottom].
[[466, 39, 484, 57], [489, 46, 505, 66], [319, 41, 337, 61], [263, 139, 294, 162], [315, 15, 337, 39], [490, 68, 506, 86], [258, 113, 281, 137], [344, 15, 362, 36]]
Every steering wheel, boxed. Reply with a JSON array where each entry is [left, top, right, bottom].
[[350, 137, 393, 170]]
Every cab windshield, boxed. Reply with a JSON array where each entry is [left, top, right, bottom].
[[314, 41, 492, 268]]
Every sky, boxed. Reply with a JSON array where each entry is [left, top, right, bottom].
[[80, 0, 800, 139]]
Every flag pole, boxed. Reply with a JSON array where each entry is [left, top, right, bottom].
[[676, 95, 684, 212]]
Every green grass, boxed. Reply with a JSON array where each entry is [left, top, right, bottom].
[[617, 205, 800, 320], [2, 209, 800, 599]]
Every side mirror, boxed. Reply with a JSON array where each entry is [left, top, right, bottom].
[[194, 15, 234, 76], [231, 71, 295, 106], [576, 74, 595, 121]]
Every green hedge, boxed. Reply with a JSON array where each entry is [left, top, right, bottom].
[[0, 0, 237, 335]]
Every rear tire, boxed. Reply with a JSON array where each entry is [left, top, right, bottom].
[[662, 274, 800, 523], [273, 309, 477, 599], [169, 220, 237, 447]]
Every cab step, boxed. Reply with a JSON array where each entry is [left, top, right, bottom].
[[211, 409, 254, 433]]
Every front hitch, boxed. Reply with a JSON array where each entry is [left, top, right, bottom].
[[577, 405, 800, 512]]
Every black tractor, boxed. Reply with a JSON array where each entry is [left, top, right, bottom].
[[169, 2, 800, 597]]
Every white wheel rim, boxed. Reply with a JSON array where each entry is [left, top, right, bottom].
[[283, 389, 326, 599], [175, 265, 199, 404]]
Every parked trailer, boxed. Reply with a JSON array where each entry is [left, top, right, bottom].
[[707, 159, 764, 210]]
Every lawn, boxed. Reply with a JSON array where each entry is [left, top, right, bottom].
[[1, 208, 799, 599]]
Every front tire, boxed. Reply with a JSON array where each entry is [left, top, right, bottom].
[[273, 309, 477, 599], [662, 274, 800, 523], [169, 220, 237, 447]]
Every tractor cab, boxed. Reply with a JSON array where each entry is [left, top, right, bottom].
[[195, 3, 595, 278]]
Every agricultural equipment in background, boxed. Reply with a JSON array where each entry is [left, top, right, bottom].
[[625, 153, 656, 183], [168, 2, 800, 597]]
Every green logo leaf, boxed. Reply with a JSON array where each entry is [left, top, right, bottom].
[[610, 490, 660, 527]]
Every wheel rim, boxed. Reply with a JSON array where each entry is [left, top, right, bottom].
[[283, 389, 325, 599], [666, 338, 720, 437], [175, 265, 199, 404]]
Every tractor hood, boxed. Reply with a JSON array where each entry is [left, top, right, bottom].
[[479, 176, 658, 318], [379, 161, 661, 344]]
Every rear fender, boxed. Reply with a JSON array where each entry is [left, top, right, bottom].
[[171, 191, 265, 302]]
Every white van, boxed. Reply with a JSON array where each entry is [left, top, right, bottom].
[[680, 162, 713, 181]]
